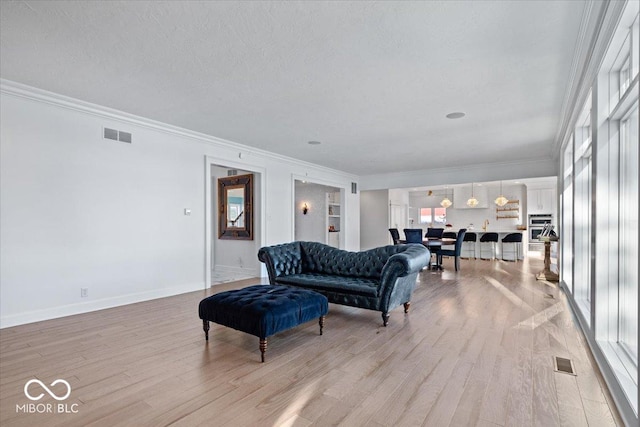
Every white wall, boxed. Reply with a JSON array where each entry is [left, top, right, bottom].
[[388, 188, 409, 206], [360, 190, 390, 250], [0, 82, 359, 327]]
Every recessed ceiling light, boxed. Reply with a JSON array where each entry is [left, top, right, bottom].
[[307, 140, 321, 145], [446, 112, 465, 119]]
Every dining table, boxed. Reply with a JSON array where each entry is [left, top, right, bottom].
[[398, 238, 456, 270]]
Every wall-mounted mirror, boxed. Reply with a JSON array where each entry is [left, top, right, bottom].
[[218, 174, 253, 240]]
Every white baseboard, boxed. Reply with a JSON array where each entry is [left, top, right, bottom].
[[0, 282, 205, 329], [213, 265, 259, 276]]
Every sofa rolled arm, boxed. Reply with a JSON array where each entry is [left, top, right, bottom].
[[257, 242, 303, 284], [381, 244, 430, 279], [378, 244, 429, 307]]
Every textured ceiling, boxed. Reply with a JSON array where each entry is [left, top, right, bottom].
[[0, 1, 587, 175]]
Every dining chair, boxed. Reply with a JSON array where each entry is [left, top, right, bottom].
[[437, 229, 467, 271], [461, 232, 477, 259], [403, 229, 423, 244], [440, 230, 457, 251], [425, 227, 444, 239], [501, 232, 523, 261], [388, 228, 400, 245], [480, 232, 499, 260]]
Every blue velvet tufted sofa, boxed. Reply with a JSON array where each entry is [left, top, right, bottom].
[[257, 241, 430, 326]]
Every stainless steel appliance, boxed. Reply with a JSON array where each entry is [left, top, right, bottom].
[[528, 214, 553, 251]]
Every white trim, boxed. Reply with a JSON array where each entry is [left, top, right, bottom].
[[599, 341, 639, 409], [213, 264, 260, 279], [0, 79, 358, 181], [553, 0, 628, 156], [0, 282, 204, 329], [214, 264, 259, 275], [610, 74, 639, 120], [552, 0, 599, 157]]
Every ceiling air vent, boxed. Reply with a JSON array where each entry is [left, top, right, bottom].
[[228, 170, 238, 176], [103, 127, 132, 143]]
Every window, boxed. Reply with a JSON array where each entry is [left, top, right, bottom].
[[419, 208, 432, 225], [419, 207, 446, 225], [619, 104, 638, 366], [434, 208, 447, 225], [561, 136, 573, 293], [573, 96, 592, 323], [599, 4, 639, 410], [560, 2, 639, 420], [620, 54, 631, 95]]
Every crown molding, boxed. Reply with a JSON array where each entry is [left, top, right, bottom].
[[552, 0, 628, 157], [0, 79, 358, 181], [360, 156, 557, 191]]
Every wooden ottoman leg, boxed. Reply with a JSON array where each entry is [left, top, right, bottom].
[[404, 302, 411, 313], [382, 312, 390, 327], [259, 338, 267, 363], [203, 320, 210, 341], [319, 316, 325, 335]]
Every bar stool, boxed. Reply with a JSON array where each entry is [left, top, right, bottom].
[[480, 233, 499, 260], [501, 233, 523, 261], [461, 232, 477, 259], [442, 231, 457, 239]]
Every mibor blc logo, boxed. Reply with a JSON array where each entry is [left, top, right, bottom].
[[16, 379, 79, 414]]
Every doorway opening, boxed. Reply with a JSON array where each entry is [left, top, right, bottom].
[[205, 157, 265, 287], [294, 180, 344, 248]]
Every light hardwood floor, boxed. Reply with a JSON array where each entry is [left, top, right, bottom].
[[0, 257, 623, 426]]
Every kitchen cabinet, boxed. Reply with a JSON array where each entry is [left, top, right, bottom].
[[528, 188, 556, 215]]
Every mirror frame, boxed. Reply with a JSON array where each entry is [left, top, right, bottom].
[[218, 173, 254, 240]]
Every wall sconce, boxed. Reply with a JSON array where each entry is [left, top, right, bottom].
[[302, 203, 309, 215]]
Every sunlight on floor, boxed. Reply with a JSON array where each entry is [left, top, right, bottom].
[[271, 379, 319, 426]]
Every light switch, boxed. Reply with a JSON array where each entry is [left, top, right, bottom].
[[184, 208, 191, 216]]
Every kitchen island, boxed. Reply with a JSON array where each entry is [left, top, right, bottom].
[[463, 229, 526, 260]]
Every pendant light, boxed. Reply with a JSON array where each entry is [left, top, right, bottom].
[[440, 188, 452, 208], [494, 181, 508, 207], [467, 183, 479, 207]]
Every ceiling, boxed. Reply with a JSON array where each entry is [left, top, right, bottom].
[[0, 1, 588, 176]]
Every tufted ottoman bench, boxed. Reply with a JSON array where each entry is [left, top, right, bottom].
[[198, 285, 328, 362]]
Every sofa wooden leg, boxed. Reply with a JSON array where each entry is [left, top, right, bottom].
[[319, 316, 325, 335], [259, 338, 267, 363], [202, 320, 210, 341], [382, 312, 390, 327], [404, 302, 411, 313]]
